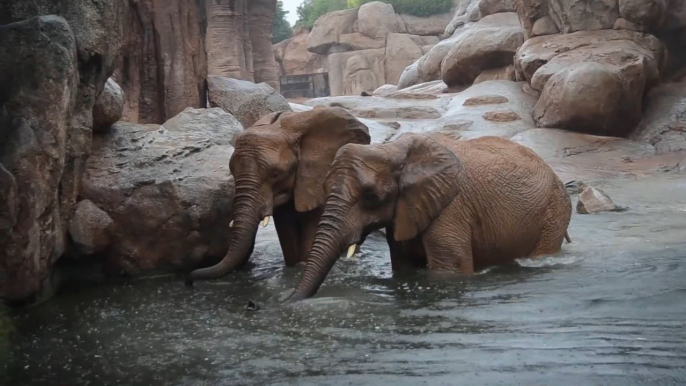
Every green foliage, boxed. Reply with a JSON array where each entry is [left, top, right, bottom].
[[296, 0, 454, 28], [295, 0, 349, 30], [272, 1, 293, 44]]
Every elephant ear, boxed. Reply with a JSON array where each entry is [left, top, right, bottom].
[[251, 111, 291, 127], [392, 134, 462, 241], [282, 107, 371, 212]]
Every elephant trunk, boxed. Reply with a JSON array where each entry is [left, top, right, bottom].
[[186, 177, 263, 285], [286, 199, 353, 302]]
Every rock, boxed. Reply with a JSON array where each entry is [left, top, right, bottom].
[[464, 95, 510, 105], [474, 65, 517, 83], [468, 1, 483, 21], [427, 80, 537, 139], [517, 30, 664, 136], [385, 33, 425, 85], [339, 32, 386, 50], [441, 13, 525, 86], [358, 1, 398, 39], [373, 84, 399, 96], [631, 78, 686, 154], [577, 186, 623, 214], [613, 18, 646, 31], [400, 12, 454, 36], [69, 200, 114, 256], [513, 0, 549, 38], [483, 110, 521, 122], [479, 0, 515, 16], [116, 0, 206, 123], [564, 180, 587, 195], [207, 76, 292, 128], [275, 29, 326, 76], [344, 55, 381, 95], [328, 49, 386, 96], [400, 80, 449, 95], [305, 94, 447, 120], [0, 16, 79, 302], [397, 61, 423, 89], [81, 108, 242, 273], [547, 0, 619, 33], [532, 16, 559, 36], [93, 78, 124, 132], [308, 8, 358, 55], [618, 0, 666, 27]]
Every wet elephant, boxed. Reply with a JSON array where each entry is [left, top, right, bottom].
[[287, 133, 572, 301], [186, 107, 370, 285]]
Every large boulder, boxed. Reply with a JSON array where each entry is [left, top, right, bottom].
[[516, 30, 664, 136], [618, 0, 667, 27], [80, 108, 242, 274], [343, 55, 381, 95], [207, 75, 292, 128], [274, 29, 326, 76], [0, 16, 79, 302], [397, 61, 422, 89], [93, 78, 124, 132], [479, 0, 515, 17], [358, 1, 398, 39], [385, 33, 425, 85], [308, 8, 358, 55], [69, 200, 114, 256], [328, 48, 386, 96], [547, 0, 620, 32], [399, 12, 454, 36], [441, 13, 525, 87], [631, 78, 686, 154]]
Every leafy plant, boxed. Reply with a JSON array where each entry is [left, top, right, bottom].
[[272, 1, 293, 44]]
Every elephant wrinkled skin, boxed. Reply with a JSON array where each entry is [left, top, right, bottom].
[[288, 134, 572, 301], [186, 108, 370, 285]]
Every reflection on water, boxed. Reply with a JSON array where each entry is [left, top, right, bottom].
[[2, 176, 686, 385]]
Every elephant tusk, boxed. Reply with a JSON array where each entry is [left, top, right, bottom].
[[262, 216, 270, 228], [346, 244, 357, 258], [230, 220, 234, 228]]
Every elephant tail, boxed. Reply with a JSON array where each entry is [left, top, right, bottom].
[[564, 231, 572, 243]]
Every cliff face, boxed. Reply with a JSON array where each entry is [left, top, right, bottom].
[[116, 0, 280, 124]]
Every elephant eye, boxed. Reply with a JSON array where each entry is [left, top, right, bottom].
[[362, 187, 382, 207]]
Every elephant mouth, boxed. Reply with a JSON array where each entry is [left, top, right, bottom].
[[273, 192, 291, 207]]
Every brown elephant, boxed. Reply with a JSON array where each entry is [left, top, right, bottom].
[[186, 107, 370, 285], [287, 133, 572, 301]]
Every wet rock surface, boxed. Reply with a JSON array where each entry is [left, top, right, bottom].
[[80, 108, 242, 274], [68, 200, 114, 256], [207, 76, 292, 128], [92, 78, 124, 132], [577, 186, 625, 214]]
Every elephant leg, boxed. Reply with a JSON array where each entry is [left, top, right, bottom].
[[274, 200, 301, 267], [386, 226, 427, 272], [297, 207, 322, 264], [531, 204, 568, 257], [421, 221, 474, 275]]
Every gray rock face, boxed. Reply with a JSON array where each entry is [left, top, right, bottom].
[[207, 76, 292, 128], [93, 78, 124, 131], [69, 200, 114, 256], [577, 186, 623, 214], [80, 108, 242, 274], [0, 16, 79, 303]]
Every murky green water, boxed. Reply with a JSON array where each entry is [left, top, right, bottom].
[[2, 176, 686, 385]]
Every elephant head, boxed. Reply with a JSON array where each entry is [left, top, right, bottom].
[[287, 133, 463, 301], [186, 107, 370, 284]]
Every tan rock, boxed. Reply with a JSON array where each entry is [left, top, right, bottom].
[[631, 78, 686, 154], [340, 32, 386, 50], [479, 0, 515, 17], [441, 13, 524, 86], [618, 0, 666, 27], [400, 12, 454, 36], [207, 76, 292, 128], [463, 95, 510, 105], [69, 200, 114, 256], [577, 186, 622, 214], [248, 0, 281, 90], [397, 61, 422, 89], [328, 49, 386, 96], [275, 29, 326, 76], [358, 1, 397, 39], [93, 78, 124, 131], [468, 1, 483, 21], [532, 16, 559, 36], [373, 84, 399, 96], [385, 33, 425, 86], [474, 65, 516, 83], [613, 18, 646, 31], [483, 110, 521, 122], [344, 55, 381, 95], [308, 8, 358, 55], [547, 0, 619, 33]]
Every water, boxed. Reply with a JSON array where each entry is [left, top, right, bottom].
[[2, 175, 686, 385]]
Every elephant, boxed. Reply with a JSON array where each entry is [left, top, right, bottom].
[[185, 107, 371, 285], [286, 133, 572, 301]]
